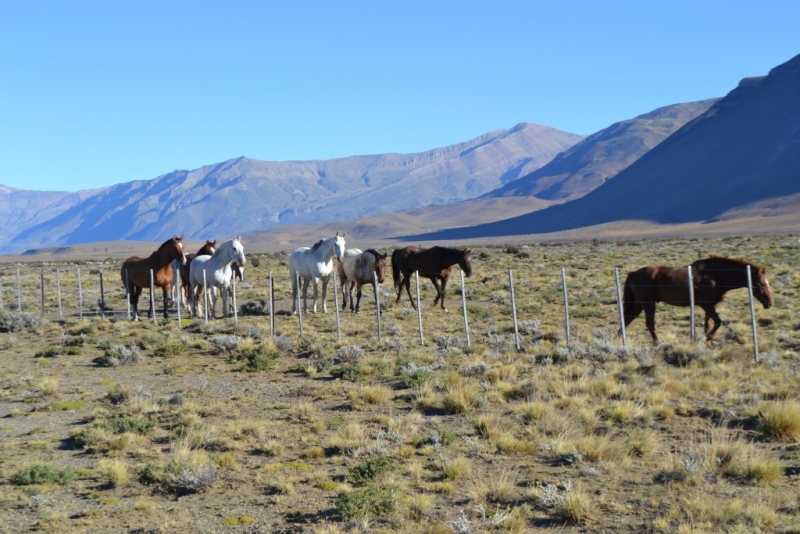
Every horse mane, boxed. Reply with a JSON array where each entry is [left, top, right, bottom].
[[310, 239, 324, 252], [364, 249, 384, 262], [210, 238, 235, 258], [703, 256, 756, 268], [156, 237, 177, 251]]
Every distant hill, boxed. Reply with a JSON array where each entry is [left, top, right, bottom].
[[0, 123, 582, 253], [485, 99, 718, 201], [409, 53, 800, 241]]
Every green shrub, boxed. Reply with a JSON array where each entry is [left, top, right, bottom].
[[11, 464, 76, 486], [241, 346, 278, 372], [154, 341, 185, 357], [346, 456, 397, 485], [335, 484, 397, 520], [35, 346, 82, 357], [101, 416, 156, 435]]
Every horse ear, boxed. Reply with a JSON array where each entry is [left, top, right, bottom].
[[179, 235, 184, 241], [464, 248, 471, 254], [336, 231, 339, 237]]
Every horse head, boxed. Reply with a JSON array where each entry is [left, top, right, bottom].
[[232, 237, 246, 266], [334, 234, 346, 262], [752, 266, 773, 309], [172, 235, 187, 265], [198, 239, 217, 256], [374, 252, 388, 283], [460, 247, 473, 277]]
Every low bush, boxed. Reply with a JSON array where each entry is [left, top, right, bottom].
[[11, 464, 76, 486]]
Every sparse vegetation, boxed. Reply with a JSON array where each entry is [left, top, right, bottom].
[[0, 237, 797, 531]]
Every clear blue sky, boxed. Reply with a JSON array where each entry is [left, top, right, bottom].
[[1, 1, 798, 192]]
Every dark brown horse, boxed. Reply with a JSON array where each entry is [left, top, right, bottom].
[[622, 256, 773, 345], [392, 246, 472, 310], [120, 236, 187, 319], [179, 240, 217, 306]]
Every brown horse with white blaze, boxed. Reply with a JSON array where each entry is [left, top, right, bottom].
[[392, 246, 472, 311], [120, 236, 187, 320], [622, 256, 773, 345]]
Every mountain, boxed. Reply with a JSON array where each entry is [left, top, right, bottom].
[[484, 99, 718, 201], [408, 53, 800, 241], [0, 123, 582, 253]]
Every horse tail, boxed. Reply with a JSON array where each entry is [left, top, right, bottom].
[[391, 250, 402, 290], [622, 272, 637, 320]]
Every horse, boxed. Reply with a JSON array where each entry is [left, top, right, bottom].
[[289, 233, 346, 314], [120, 236, 187, 320], [622, 256, 773, 345], [189, 237, 246, 319], [177, 240, 217, 311], [392, 246, 472, 311], [337, 249, 388, 313]]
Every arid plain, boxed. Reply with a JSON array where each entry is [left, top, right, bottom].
[[1, 233, 799, 533]]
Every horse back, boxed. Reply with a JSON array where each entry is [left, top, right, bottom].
[[628, 265, 691, 306]]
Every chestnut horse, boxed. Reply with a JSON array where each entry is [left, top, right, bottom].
[[622, 256, 773, 345], [120, 236, 187, 320], [392, 246, 472, 311], [337, 248, 388, 313]]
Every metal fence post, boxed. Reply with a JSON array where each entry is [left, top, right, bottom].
[[508, 269, 520, 351], [125, 269, 131, 321], [40, 269, 45, 317], [746, 266, 759, 362], [460, 270, 470, 347], [232, 271, 238, 325], [77, 269, 83, 319], [332, 270, 341, 342], [415, 271, 424, 346], [614, 267, 626, 347], [16, 269, 22, 311], [687, 266, 695, 343], [374, 271, 381, 343], [296, 273, 303, 337], [561, 267, 571, 346], [203, 269, 209, 324], [56, 268, 63, 319], [100, 270, 107, 319], [150, 269, 156, 325], [268, 271, 274, 337]]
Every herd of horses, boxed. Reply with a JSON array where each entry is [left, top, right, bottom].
[[119, 235, 774, 346]]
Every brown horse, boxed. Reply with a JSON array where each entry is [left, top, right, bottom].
[[392, 246, 472, 311], [179, 240, 217, 307], [622, 256, 773, 345], [337, 248, 388, 313], [120, 236, 187, 320]]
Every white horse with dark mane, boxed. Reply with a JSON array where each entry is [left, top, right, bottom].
[[337, 248, 387, 313], [289, 233, 346, 314], [189, 237, 246, 319]]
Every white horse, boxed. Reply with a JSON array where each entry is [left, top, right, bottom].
[[337, 248, 387, 313], [189, 237, 246, 319], [289, 233, 346, 314]]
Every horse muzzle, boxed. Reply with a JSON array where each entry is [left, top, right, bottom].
[[762, 301, 773, 310]]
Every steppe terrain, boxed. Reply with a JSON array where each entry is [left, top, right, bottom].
[[1, 235, 799, 533]]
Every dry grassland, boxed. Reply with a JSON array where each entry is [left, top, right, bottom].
[[0, 235, 799, 533]]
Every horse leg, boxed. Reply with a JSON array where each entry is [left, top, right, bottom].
[[348, 282, 355, 312], [621, 301, 643, 337], [302, 277, 311, 313], [440, 276, 449, 311], [209, 287, 217, 319], [373, 278, 380, 314], [321, 276, 329, 313], [405, 276, 417, 310], [355, 282, 363, 313], [702, 305, 722, 346], [222, 285, 228, 319], [161, 285, 170, 319], [341, 279, 348, 310], [132, 286, 142, 321], [290, 270, 298, 315], [310, 278, 319, 313], [643, 302, 658, 344], [430, 277, 443, 308]]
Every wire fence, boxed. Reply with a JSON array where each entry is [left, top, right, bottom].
[[0, 260, 766, 359]]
